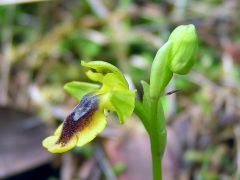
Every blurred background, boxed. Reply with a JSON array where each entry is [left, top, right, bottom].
[[0, 0, 240, 180]]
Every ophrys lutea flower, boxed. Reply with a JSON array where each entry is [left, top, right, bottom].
[[42, 61, 135, 153]]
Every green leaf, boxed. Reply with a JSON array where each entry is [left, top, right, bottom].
[[132, 81, 152, 134], [112, 162, 126, 175], [149, 42, 173, 98], [184, 150, 206, 163], [156, 99, 167, 148], [64, 81, 100, 100], [141, 81, 151, 117], [159, 96, 169, 117], [134, 100, 150, 133]]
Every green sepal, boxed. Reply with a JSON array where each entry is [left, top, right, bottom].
[[81, 61, 128, 87], [100, 73, 128, 92], [64, 81, 100, 100]]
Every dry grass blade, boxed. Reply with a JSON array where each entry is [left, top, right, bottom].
[[0, 0, 53, 5]]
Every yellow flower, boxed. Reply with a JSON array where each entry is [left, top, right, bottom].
[[42, 61, 135, 153]]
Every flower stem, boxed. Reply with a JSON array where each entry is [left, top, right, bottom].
[[149, 98, 166, 180], [150, 136, 162, 180], [150, 98, 161, 180], [134, 93, 166, 180]]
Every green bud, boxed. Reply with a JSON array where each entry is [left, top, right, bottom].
[[149, 24, 198, 99], [168, 24, 198, 74]]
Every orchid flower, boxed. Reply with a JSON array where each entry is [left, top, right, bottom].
[[42, 61, 135, 153]]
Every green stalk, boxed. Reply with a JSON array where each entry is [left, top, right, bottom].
[[134, 91, 166, 180], [150, 135, 162, 180], [149, 97, 167, 180], [149, 98, 162, 180]]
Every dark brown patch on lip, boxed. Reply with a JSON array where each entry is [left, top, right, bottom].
[[56, 94, 98, 146]]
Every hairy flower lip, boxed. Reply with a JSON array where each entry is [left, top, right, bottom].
[[56, 94, 99, 146]]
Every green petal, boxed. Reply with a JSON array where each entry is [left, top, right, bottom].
[[81, 61, 128, 87], [64, 81, 100, 100], [42, 135, 77, 153], [85, 70, 104, 82], [76, 110, 107, 147], [101, 90, 135, 123]]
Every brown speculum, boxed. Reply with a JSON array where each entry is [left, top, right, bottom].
[[56, 94, 98, 146]]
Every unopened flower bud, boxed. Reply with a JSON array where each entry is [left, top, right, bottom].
[[168, 24, 198, 74]]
